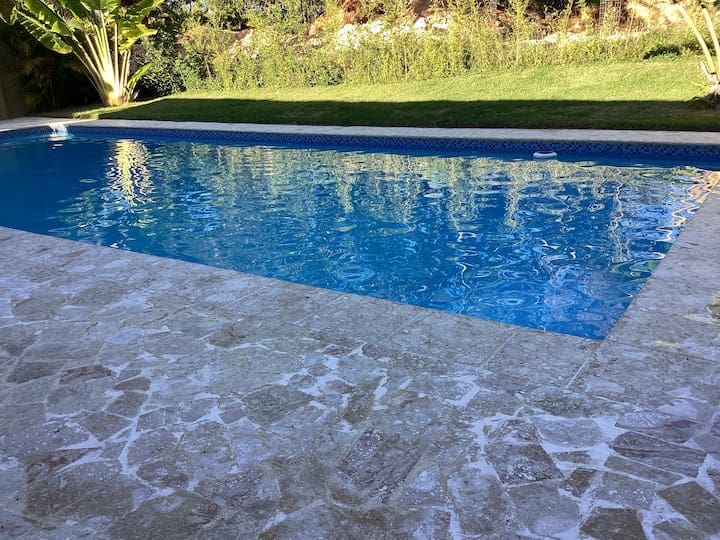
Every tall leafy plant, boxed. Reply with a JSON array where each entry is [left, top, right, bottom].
[[675, 0, 720, 105], [0, 0, 162, 106]]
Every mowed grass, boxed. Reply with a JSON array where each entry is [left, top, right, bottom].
[[69, 57, 720, 130]]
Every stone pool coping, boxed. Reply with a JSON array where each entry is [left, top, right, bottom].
[[5, 116, 720, 145], [1, 117, 719, 538]]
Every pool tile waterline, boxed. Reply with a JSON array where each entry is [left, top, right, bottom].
[[0, 119, 719, 538]]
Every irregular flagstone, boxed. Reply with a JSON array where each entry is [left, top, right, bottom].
[[2, 376, 57, 404], [197, 466, 282, 520], [137, 406, 180, 431], [113, 376, 151, 392], [709, 467, 720, 492], [389, 507, 453, 540], [652, 518, 707, 540], [603, 456, 682, 486], [448, 468, 519, 536], [59, 365, 115, 385], [207, 322, 252, 348], [487, 419, 540, 445], [6, 360, 64, 384], [485, 442, 562, 485], [609, 431, 707, 476], [78, 411, 132, 441], [580, 507, 647, 540], [11, 289, 65, 321], [616, 410, 700, 443], [589, 472, 656, 510], [107, 491, 220, 540], [552, 450, 592, 465], [390, 465, 447, 507], [328, 429, 427, 506], [0, 420, 89, 458], [0, 403, 45, 435], [106, 391, 147, 417], [69, 281, 127, 307], [24, 460, 140, 523], [0, 463, 25, 514], [242, 385, 314, 424], [461, 388, 521, 419], [507, 482, 580, 537], [694, 432, 720, 454], [531, 417, 603, 448], [269, 454, 339, 514], [179, 421, 236, 480], [374, 390, 458, 434], [658, 481, 720, 534], [46, 381, 114, 415], [657, 399, 717, 425], [0, 512, 35, 538], [137, 458, 192, 490], [561, 467, 599, 497], [0, 323, 40, 356], [259, 503, 390, 540]]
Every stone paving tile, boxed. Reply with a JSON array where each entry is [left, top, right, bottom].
[[295, 293, 427, 343], [569, 343, 720, 408], [580, 507, 647, 540], [484, 329, 598, 388], [607, 304, 720, 363], [658, 481, 720, 535], [387, 308, 517, 365]]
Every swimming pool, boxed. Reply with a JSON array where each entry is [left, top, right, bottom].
[[1, 125, 717, 339]]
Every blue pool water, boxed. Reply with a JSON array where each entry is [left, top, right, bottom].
[[0, 131, 716, 339]]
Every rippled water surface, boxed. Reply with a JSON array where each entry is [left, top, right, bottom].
[[1, 135, 716, 338]]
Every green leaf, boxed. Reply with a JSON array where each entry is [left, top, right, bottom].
[[125, 0, 163, 22], [15, 10, 73, 53], [79, 0, 119, 14], [126, 62, 150, 94], [117, 21, 155, 49], [99, 0, 120, 15], [80, 0, 100, 11], [55, 0, 89, 20], [21, 0, 73, 36]]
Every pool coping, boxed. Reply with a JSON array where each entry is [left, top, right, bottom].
[[1, 117, 719, 537], [4, 116, 720, 144]]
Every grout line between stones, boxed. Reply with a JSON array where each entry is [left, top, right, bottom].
[[563, 347, 596, 392]]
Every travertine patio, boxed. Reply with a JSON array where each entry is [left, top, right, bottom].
[[1, 121, 719, 539]]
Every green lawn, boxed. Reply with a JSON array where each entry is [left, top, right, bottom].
[[69, 57, 720, 130]]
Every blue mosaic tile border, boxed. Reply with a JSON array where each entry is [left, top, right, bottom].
[[0, 126, 52, 140], [71, 125, 720, 162], [4, 123, 720, 164]]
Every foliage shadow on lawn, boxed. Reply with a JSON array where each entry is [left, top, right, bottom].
[[93, 98, 720, 131]]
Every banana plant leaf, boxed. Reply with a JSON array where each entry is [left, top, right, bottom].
[[22, 0, 73, 36], [14, 10, 73, 53], [55, 0, 90, 20], [126, 61, 150, 92], [125, 0, 163, 21]]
